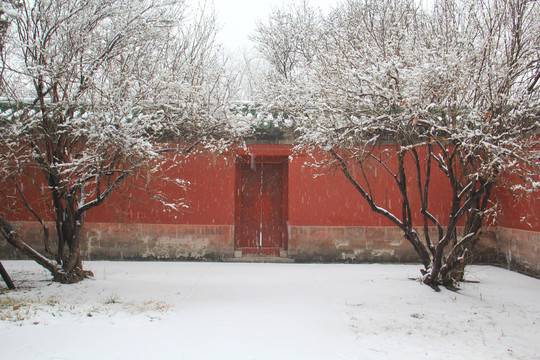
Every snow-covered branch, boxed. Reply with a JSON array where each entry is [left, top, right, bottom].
[[252, 0, 539, 288], [0, 0, 235, 283]]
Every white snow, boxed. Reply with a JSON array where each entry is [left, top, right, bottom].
[[1, 261, 539, 360]]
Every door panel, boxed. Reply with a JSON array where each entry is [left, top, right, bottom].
[[261, 163, 283, 249], [235, 158, 287, 255], [238, 165, 261, 249]]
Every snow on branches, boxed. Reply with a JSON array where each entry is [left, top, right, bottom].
[[0, 0, 234, 282], [253, 0, 540, 287]]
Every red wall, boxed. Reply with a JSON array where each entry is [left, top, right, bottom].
[[495, 137, 540, 232], [288, 147, 453, 227], [86, 152, 236, 225], [495, 177, 540, 231], [2, 144, 536, 232]]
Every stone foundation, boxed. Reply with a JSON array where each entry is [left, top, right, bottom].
[[0, 221, 235, 261], [496, 227, 540, 278], [288, 225, 499, 264], [1, 222, 536, 279], [288, 226, 418, 263]]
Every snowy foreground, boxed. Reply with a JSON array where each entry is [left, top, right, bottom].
[[0, 261, 539, 360]]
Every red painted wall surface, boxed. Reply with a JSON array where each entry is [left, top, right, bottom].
[[288, 147, 453, 227], [495, 137, 540, 231], [495, 177, 540, 231], [1, 143, 536, 231], [85, 152, 236, 225]]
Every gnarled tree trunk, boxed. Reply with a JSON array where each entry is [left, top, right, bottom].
[[0, 215, 93, 284]]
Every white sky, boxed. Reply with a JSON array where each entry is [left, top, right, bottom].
[[193, 0, 434, 52], [205, 0, 340, 52]]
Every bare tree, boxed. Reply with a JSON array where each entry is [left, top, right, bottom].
[[251, 0, 321, 81], [254, 0, 540, 289], [0, 1, 20, 92], [0, 0, 232, 283]]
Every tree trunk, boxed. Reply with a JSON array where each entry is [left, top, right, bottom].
[[56, 216, 92, 283], [0, 260, 15, 290], [0, 215, 60, 277], [443, 234, 479, 283], [0, 215, 92, 284], [442, 183, 492, 285], [442, 214, 485, 284]]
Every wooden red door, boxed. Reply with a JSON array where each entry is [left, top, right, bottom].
[[235, 157, 287, 256], [261, 163, 283, 250], [237, 164, 262, 249]]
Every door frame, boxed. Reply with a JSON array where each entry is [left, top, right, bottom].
[[234, 155, 289, 254]]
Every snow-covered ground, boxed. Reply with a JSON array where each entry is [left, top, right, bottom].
[[0, 261, 538, 360]]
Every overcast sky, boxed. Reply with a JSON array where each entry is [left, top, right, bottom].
[[198, 0, 434, 52], [208, 0, 339, 52]]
